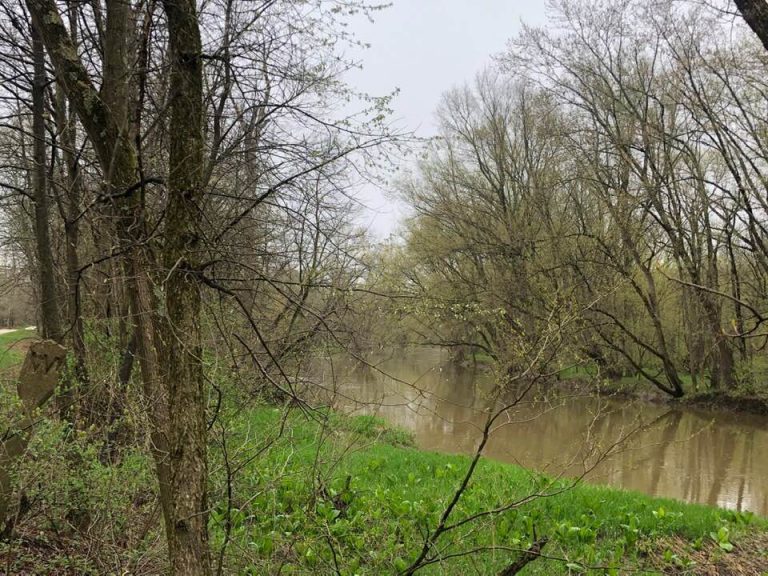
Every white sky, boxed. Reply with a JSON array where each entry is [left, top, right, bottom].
[[344, 1, 548, 239]]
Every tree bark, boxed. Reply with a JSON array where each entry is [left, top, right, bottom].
[[161, 0, 211, 572], [498, 537, 548, 575], [734, 0, 768, 52], [28, 0, 212, 571], [30, 23, 62, 344], [25, 0, 176, 563], [53, 3, 88, 390]]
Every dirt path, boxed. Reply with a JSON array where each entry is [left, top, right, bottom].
[[0, 327, 35, 336]]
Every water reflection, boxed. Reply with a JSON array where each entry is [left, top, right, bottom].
[[320, 349, 768, 516]]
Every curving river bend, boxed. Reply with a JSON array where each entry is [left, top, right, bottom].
[[322, 348, 768, 516]]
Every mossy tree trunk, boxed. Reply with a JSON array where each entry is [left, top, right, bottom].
[[161, 0, 211, 573], [24, 0, 199, 570]]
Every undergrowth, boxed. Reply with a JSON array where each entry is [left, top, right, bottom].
[[206, 407, 766, 575], [1, 398, 765, 575]]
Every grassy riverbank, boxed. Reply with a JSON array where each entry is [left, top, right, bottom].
[[3, 402, 766, 574], [209, 407, 768, 574], [2, 335, 766, 574]]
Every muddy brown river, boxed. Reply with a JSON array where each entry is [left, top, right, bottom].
[[320, 349, 768, 516]]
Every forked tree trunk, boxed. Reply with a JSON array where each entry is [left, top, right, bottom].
[[24, 1, 210, 572]]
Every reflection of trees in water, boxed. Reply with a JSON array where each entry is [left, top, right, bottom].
[[736, 432, 754, 511], [325, 349, 487, 445], [650, 411, 683, 495], [615, 409, 766, 513], [328, 350, 768, 515], [409, 361, 484, 450], [706, 426, 736, 508], [609, 409, 684, 496]]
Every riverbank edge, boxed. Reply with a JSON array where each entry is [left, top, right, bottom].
[[217, 406, 768, 574], [675, 391, 768, 415], [453, 349, 768, 416], [1, 378, 766, 573], [548, 375, 768, 416]]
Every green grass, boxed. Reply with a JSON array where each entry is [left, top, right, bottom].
[[2, 332, 763, 573], [210, 406, 767, 575], [4, 394, 764, 574], [0, 328, 36, 370], [558, 364, 600, 380]]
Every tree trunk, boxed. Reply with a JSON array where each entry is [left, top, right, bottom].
[[53, 86, 88, 425], [25, 0, 176, 564], [161, 0, 211, 572], [702, 297, 734, 390], [53, 0, 88, 390], [30, 24, 62, 344], [734, 0, 768, 52], [28, 0, 212, 571]]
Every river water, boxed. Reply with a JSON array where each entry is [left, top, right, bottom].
[[321, 348, 768, 516]]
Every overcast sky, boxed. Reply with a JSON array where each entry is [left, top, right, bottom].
[[344, 1, 548, 238]]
